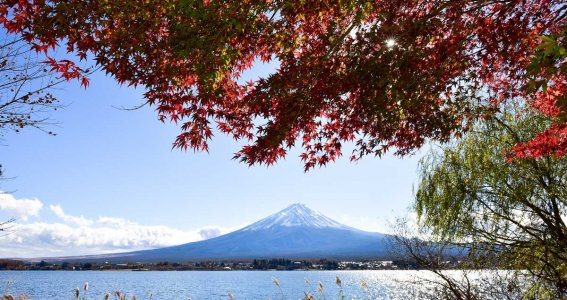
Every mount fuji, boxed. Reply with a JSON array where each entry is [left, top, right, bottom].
[[58, 204, 390, 262]]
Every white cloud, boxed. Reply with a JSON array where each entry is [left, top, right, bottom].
[[198, 226, 225, 240], [6, 221, 200, 249], [0, 193, 43, 221], [0, 199, 234, 258], [49, 204, 93, 226]]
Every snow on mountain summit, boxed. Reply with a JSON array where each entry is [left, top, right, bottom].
[[242, 203, 351, 231]]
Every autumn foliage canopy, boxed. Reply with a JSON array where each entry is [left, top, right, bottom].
[[1, 0, 565, 169]]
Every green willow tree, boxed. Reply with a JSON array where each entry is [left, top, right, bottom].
[[415, 107, 567, 298]]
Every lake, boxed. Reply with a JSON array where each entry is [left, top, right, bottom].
[[1, 270, 432, 299]]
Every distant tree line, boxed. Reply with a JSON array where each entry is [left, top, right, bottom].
[[1, 258, 414, 271]]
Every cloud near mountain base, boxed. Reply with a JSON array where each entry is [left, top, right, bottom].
[[0, 194, 233, 258]]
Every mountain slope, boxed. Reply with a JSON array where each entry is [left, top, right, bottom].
[[54, 204, 390, 262]]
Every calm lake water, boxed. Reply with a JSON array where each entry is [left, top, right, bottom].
[[1, 270, 432, 299]]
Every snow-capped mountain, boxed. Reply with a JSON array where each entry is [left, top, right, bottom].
[[49, 204, 390, 262], [242, 203, 351, 231]]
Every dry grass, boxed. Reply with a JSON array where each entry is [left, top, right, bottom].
[[3, 280, 30, 300]]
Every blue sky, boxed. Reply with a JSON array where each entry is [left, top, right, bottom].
[[0, 63, 424, 257]]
